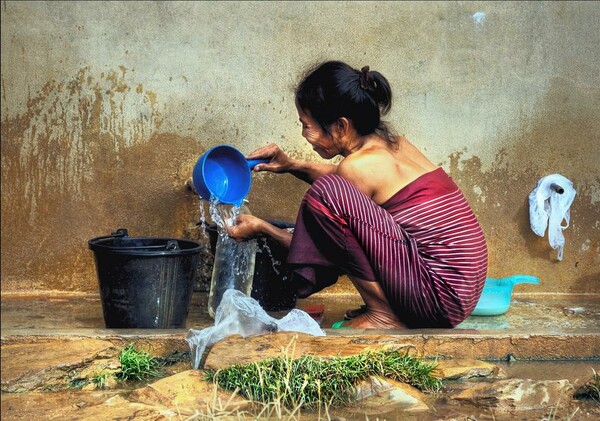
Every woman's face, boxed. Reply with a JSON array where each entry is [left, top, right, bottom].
[[295, 104, 338, 159]]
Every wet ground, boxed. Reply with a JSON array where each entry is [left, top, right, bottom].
[[2, 291, 599, 419], [2, 292, 600, 361], [2, 358, 597, 420], [3, 291, 600, 333]]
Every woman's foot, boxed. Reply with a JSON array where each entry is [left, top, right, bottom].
[[341, 307, 406, 329], [344, 276, 404, 329], [344, 304, 367, 320]]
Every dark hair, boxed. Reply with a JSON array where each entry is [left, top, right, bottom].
[[295, 60, 396, 146]]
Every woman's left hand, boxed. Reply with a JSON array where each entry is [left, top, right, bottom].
[[225, 214, 266, 241]]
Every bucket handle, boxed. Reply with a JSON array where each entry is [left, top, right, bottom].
[[111, 228, 129, 237], [506, 275, 540, 286], [493, 275, 540, 287], [92, 228, 129, 241]]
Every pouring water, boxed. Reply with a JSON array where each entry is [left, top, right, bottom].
[[207, 197, 258, 318]]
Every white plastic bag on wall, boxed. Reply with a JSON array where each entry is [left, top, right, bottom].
[[528, 174, 576, 261]]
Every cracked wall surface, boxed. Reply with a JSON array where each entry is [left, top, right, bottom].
[[1, 1, 598, 293]]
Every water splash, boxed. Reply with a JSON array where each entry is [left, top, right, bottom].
[[197, 200, 208, 240], [208, 196, 240, 232], [258, 239, 281, 275], [206, 196, 257, 318]]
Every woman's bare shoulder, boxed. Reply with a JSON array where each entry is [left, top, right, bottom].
[[339, 144, 392, 173], [339, 136, 438, 203], [336, 145, 396, 198]]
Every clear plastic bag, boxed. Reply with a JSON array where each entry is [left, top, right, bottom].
[[185, 289, 325, 369]]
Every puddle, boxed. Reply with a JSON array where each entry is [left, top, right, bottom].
[[324, 360, 600, 421], [499, 360, 600, 384], [3, 355, 598, 420]]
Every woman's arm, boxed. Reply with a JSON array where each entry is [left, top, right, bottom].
[[285, 158, 337, 184], [259, 221, 293, 249], [226, 214, 293, 249], [248, 143, 336, 184]]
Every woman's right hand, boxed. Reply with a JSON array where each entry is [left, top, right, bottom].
[[247, 144, 293, 173], [225, 214, 266, 241], [249, 143, 337, 184], [227, 214, 293, 249]]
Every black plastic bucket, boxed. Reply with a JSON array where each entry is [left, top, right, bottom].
[[206, 220, 297, 311], [88, 228, 202, 328]]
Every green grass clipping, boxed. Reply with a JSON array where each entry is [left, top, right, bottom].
[[117, 343, 162, 382], [204, 348, 441, 409]]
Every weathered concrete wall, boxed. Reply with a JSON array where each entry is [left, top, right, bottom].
[[2, 1, 598, 294]]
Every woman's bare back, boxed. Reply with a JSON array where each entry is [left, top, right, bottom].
[[338, 136, 438, 205]]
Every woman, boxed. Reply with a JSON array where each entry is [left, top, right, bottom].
[[227, 60, 488, 329]]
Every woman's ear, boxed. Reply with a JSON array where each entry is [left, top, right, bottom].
[[335, 117, 351, 137]]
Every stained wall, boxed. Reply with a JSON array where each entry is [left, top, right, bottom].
[[1, 1, 598, 294]]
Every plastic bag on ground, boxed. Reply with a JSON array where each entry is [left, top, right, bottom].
[[185, 289, 325, 369], [528, 174, 576, 261]]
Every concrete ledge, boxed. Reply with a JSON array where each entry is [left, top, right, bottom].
[[2, 328, 599, 361], [2, 293, 599, 361]]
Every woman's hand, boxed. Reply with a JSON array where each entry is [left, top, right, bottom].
[[226, 215, 294, 249], [247, 144, 292, 173], [248, 143, 337, 184], [225, 214, 266, 241]]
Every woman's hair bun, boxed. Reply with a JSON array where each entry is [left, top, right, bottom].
[[295, 60, 395, 144]]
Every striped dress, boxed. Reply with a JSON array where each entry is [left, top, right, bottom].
[[287, 168, 488, 328]]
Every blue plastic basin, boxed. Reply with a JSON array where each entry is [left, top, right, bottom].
[[192, 145, 267, 205], [471, 275, 540, 316]]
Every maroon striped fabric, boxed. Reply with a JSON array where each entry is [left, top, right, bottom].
[[288, 168, 488, 328]]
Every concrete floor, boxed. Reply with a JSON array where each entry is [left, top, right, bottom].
[[2, 291, 599, 360], [2, 291, 599, 420]]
